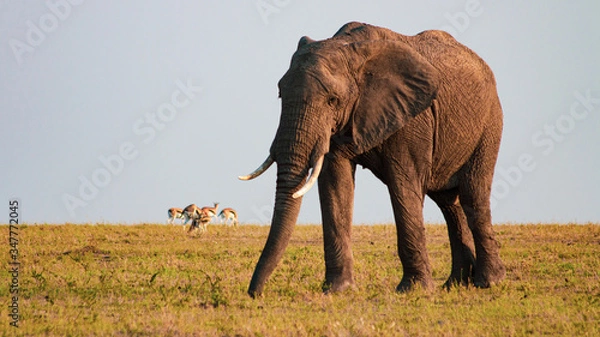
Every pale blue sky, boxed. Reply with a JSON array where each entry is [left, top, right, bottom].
[[1, 1, 599, 225]]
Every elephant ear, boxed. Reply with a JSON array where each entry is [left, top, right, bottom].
[[350, 41, 439, 154]]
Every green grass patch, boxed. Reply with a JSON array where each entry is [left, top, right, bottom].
[[2, 223, 599, 336]]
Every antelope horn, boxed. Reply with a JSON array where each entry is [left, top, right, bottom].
[[238, 155, 275, 181], [292, 155, 324, 199]]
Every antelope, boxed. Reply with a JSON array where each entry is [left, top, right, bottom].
[[218, 208, 238, 226], [167, 207, 184, 225], [188, 211, 212, 233], [182, 204, 205, 230], [200, 202, 220, 223]]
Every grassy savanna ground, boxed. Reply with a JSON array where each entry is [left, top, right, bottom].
[[2, 223, 599, 336]]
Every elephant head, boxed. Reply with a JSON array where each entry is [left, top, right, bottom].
[[240, 23, 440, 297]]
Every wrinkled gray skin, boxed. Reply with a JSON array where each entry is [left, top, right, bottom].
[[243, 22, 506, 297]]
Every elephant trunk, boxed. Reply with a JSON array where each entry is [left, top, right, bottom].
[[247, 171, 304, 297], [247, 103, 330, 297]]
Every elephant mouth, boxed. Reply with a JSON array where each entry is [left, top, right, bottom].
[[239, 154, 324, 199]]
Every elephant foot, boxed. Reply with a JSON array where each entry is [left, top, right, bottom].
[[473, 258, 506, 288], [396, 275, 433, 293], [444, 268, 472, 290], [444, 250, 475, 289], [323, 278, 355, 294]]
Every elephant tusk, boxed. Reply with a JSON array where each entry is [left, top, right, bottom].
[[292, 155, 324, 199], [238, 155, 275, 181]]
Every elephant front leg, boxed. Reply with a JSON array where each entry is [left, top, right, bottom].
[[389, 183, 434, 292], [318, 154, 356, 293]]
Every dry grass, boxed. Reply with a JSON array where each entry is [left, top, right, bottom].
[[2, 223, 599, 336]]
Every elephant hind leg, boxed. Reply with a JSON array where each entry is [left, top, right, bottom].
[[428, 189, 475, 288], [458, 128, 506, 288]]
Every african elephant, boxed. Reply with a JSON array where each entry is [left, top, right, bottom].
[[240, 22, 506, 297]]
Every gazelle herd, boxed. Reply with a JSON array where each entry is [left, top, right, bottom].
[[167, 202, 238, 233]]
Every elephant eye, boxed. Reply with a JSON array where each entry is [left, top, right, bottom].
[[328, 96, 339, 107]]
